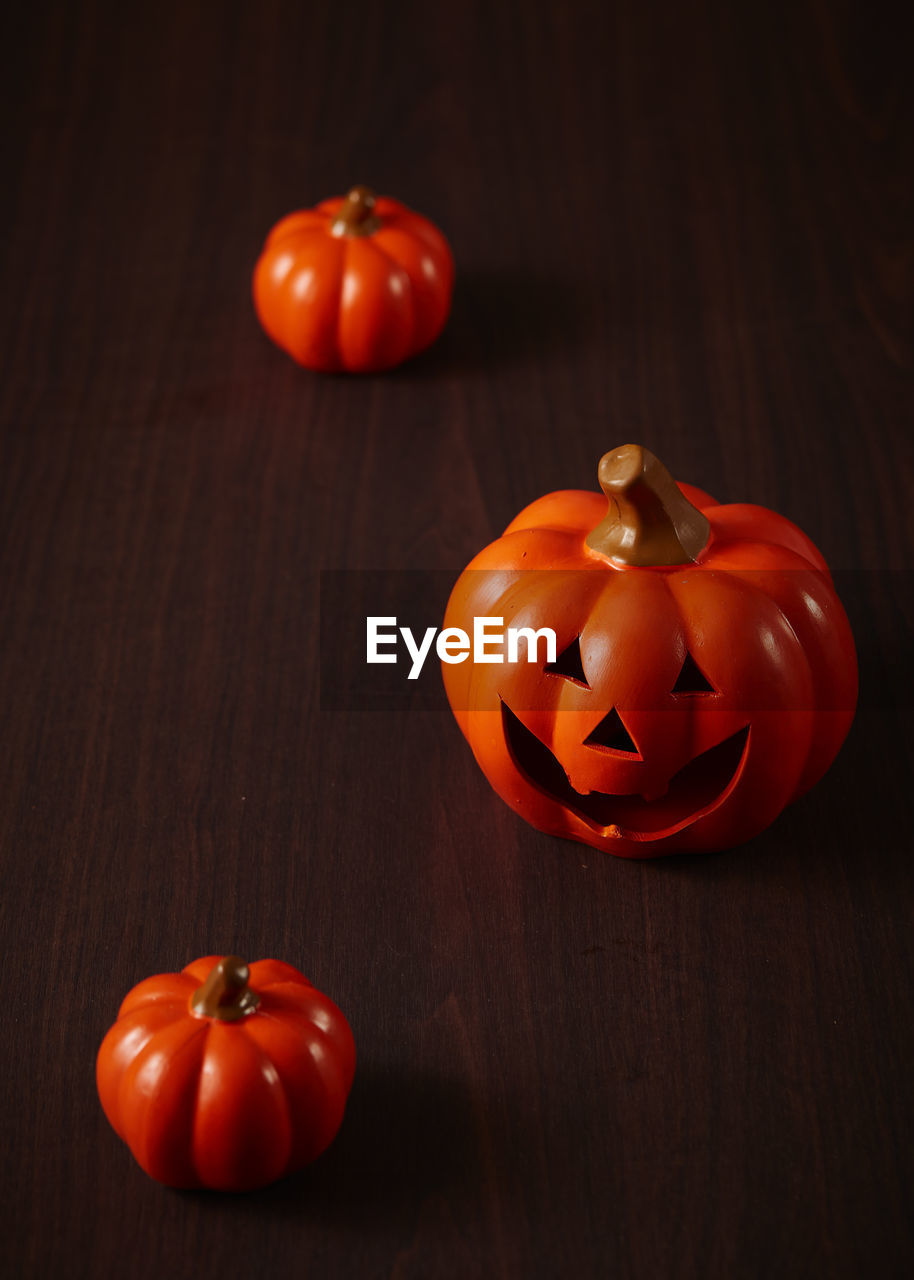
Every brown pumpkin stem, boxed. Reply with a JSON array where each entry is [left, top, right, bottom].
[[190, 956, 260, 1022], [585, 444, 710, 566], [331, 185, 380, 237]]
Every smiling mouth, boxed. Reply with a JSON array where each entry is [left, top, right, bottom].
[[501, 701, 750, 840]]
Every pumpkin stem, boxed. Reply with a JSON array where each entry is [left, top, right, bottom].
[[585, 445, 710, 566], [331, 185, 380, 237], [190, 956, 260, 1022]]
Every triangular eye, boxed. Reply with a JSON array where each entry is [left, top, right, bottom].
[[545, 636, 589, 687], [584, 708, 640, 755], [672, 652, 716, 695]]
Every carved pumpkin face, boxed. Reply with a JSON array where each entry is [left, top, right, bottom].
[[443, 445, 857, 858]]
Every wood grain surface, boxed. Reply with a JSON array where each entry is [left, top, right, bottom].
[[1, 1, 912, 1276]]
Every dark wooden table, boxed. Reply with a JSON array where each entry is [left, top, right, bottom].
[[2, 2, 911, 1276]]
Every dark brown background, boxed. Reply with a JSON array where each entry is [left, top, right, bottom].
[[1, 1, 912, 1277]]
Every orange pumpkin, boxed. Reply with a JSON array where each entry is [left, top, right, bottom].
[[252, 184, 454, 372], [442, 445, 858, 858], [96, 955, 355, 1190]]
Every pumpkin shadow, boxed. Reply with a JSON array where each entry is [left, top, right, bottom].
[[396, 267, 587, 378], [220, 1063, 479, 1223]]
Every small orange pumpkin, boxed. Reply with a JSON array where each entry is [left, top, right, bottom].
[[96, 955, 355, 1190], [253, 185, 454, 373]]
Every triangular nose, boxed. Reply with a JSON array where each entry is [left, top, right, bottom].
[[584, 708, 640, 755], [672, 652, 716, 694]]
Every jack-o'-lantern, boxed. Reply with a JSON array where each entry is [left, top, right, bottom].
[[442, 445, 857, 858]]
